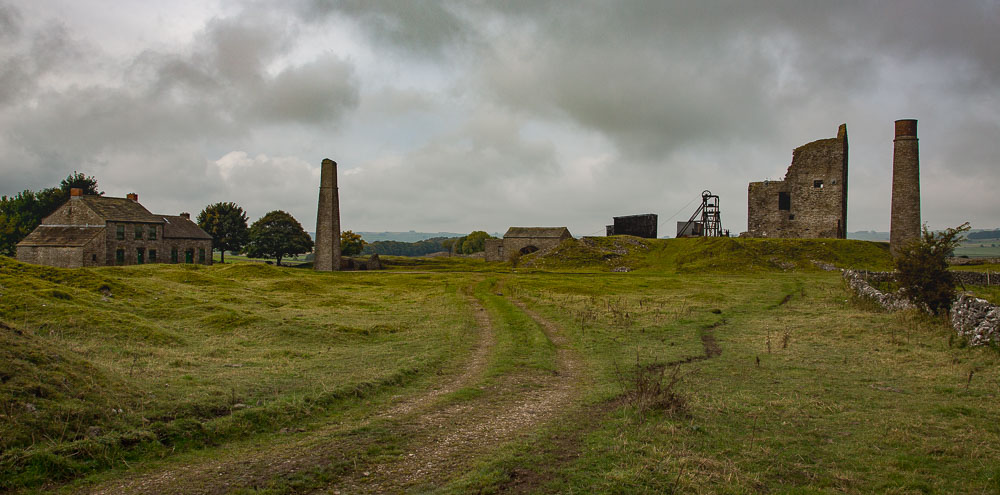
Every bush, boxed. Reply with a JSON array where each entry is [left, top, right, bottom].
[[895, 223, 969, 315]]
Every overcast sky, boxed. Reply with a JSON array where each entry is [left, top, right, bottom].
[[1, 1, 997, 236]]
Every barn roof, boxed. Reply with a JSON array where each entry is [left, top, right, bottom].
[[160, 215, 213, 240], [503, 227, 572, 239], [78, 196, 162, 223], [17, 226, 105, 247]]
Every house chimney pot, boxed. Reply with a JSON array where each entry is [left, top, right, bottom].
[[70, 188, 83, 197], [126, 193, 138, 202], [180, 212, 190, 220]]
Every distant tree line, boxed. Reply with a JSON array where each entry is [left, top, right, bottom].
[[967, 230, 1000, 240], [0, 172, 101, 255], [361, 231, 496, 257], [362, 237, 454, 256], [443, 231, 494, 255]]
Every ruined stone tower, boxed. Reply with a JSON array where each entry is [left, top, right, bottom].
[[890, 119, 920, 257], [314, 158, 341, 271], [746, 124, 848, 238]]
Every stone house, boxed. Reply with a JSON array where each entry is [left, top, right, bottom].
[[746, 124, 848, 239], [15, 189, 213, 268], [484, 227, 573, 262]]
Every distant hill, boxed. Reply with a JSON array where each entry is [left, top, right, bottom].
[[968, 229, 1000, 240], [848, 231, 889, 241], [848, 229, 999, 242], [357, 231, 463, 243]]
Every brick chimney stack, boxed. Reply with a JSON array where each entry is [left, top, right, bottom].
[[126, 193, 138, 202], [180, 212, 190, 220], [314, 158, 341, 271], [890, 119, 920, 257], [70, 188, 83, 197]]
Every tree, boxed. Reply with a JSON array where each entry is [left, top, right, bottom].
[[244, 210, 314, 266], [0, 172, 102, 255], [895, 222, 970, 315], [459, 231, 493, 254], [197, 202, 249, 263], [59, 171, 102, 195], [341, 230, 366, 256]]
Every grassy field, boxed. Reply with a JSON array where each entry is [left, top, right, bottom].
[[2, 237, 999, 493]]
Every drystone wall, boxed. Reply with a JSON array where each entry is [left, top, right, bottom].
[[951, 294, 1000, 346], [843, 270, 915, 311], [843, 270, 1000, 346]]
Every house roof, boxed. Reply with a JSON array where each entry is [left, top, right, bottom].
[[77, 196, 162, 223], [160, 215, 212, 240], [17, 226, 105, 247], [503, 227, 572, 239]]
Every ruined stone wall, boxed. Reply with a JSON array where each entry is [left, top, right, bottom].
[[611, 214, 658, 238], [747, 124, 848, 238], [844, 269, 1000, 346], [890, 119, 920, 257], [484, 239, 504, 262], [951, 294, 1000, 346]]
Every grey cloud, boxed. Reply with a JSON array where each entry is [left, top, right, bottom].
[[253, 56, 359, 124], [298, 0, 473, 58], [0, 5, 361, 218], [6, 9, 359, 155], [0, 9, 80, 106], [0, 1, 20, 39]]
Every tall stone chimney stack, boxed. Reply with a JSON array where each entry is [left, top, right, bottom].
[[314, 158, 341, 271], [890, 119, 920, 257]]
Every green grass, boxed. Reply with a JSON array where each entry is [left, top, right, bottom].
[[519, 236, 894, 274], [0, 257, 477, 490], [446, 272, 1000, 494], [3, 238, 998, 493], [954, 241, 1000, 258]]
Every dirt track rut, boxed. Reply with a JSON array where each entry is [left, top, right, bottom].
[[85, 287, 585, 494]]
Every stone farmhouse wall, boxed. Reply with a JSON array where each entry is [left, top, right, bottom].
[[16, 194, 212, 268], [747, 124, 848, 239], [16, 241, 104, 269]]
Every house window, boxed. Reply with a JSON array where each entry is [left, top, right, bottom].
[[789, 214, 796, 220], [198, 248, 206, 263], [116, 224, 125, 240], [116, 249, 125, 264], [148, 226, 157, 240], [778, 192, 791, 211], [136, 248, 145, 264], [814, 180, 824, 188], [149, 249, 157, 262], [171, 248, 178, 263], [92, 254, 97, 262], [134, 226, 143, 240], [185, 249, 194, 264]]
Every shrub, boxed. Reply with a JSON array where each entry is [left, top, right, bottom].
[[895, 222, 969, 315]]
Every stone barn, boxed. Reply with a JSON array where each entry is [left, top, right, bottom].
[[606, 214, 658, 238], [16, 189, 213, 268], [484, 227, 573, 262], [746, 124, 848, 239]]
